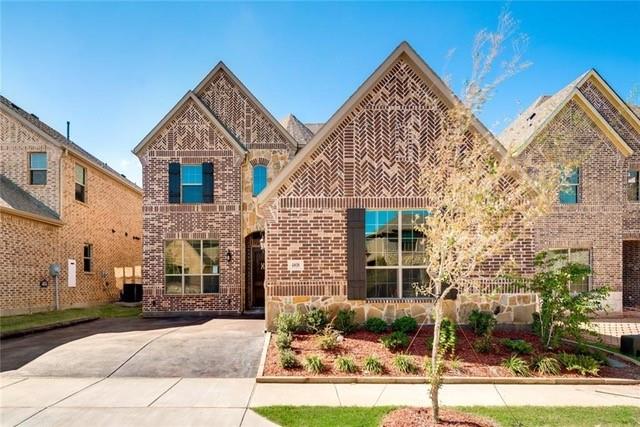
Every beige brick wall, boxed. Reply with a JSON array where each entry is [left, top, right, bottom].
[[0, 110, 143, 315]]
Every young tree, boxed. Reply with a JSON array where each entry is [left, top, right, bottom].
[[412, 11, 578, 422]]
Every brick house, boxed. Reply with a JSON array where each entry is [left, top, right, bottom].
[[136, 42, 639, 324], [1, 96, 143, 315]]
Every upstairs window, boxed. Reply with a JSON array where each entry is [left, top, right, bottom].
[[181, 164, 203, 203], [628, 169, 640, 202], [168, 162, 214, 204], [252, 165, 267, 196], [75, 164, 86, 202], [29, 152, 47, 185], [83, 243, 93, 272], [559, 168, 580, 204]]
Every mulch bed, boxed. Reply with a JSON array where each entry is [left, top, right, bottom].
[[382, 407, 497, 427], [263, 326, 640, 379]]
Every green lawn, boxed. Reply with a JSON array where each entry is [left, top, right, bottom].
[[254, 406, 640, 427], [0, 304, 141, 334]]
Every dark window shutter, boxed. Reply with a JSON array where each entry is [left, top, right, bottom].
[[347, 208, 366, 300], [202, 162, 214, 203], [168, 162, 181, 204]]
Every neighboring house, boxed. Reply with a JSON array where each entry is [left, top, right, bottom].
[[499, 70, 640, 312], [136, 41, 639, 325], [0, 96, 143, 315]]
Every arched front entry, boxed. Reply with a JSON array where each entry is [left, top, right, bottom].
[[245, 231, 265, 310]]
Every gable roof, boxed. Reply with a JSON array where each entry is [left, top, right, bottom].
[[304, 123, 324, 134], [257, 41, 506, 205], [0, 174, 62, 225], [194, 62, 299, 150], [499, 69, 637, 157], [0, 96, 142, 194], [132, 91, 247, 157], [280, 114, 315, 148]]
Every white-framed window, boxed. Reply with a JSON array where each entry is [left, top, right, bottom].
[[29, 152, 47, 185], [164, 240, 220, 294], [543, 248, 591, 292], [559, 168, 580, 204], [365, 210, 430, 299], [75, 164, 86, 202], [83, 244, 93, 272], [181, 164, 203, 203]]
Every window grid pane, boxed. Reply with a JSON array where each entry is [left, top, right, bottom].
[[365, 210, 430, 299], [164, 239, 220, 295], [30, 153, 47, 169]]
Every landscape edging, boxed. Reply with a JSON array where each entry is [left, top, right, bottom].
[[255, 375, 640, 385], [256, 331, 271, 378]]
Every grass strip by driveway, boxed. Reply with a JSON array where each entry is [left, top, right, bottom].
[[0, 304, 141, 335], [253, 406, 640, 427]]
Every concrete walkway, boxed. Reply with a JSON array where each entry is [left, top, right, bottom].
[[1, 375, 639, 426], [587, 317, 640, 347]]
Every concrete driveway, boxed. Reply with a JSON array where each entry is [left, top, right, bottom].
[[1, 318, 265, 378]]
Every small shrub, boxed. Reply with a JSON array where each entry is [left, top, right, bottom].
[[317, 327, 340, 350], [305, 308, 328, 334], [365, 317, 388, 334], [439, 318, 457, 356], [473, 335, 494, 353], [448, 355, 463, 371], [393, 354, 418, 374], [275, 311, 304, 334], [275, 332, 293, 350], [557, 352, 601, 376], [303, 355, 324, 374], [468, 309, 497, 336], [575, 343, 608, 366], [502, 338, 534, 354], [333, 309, 357, 333], [363, 355, 384, 375], [391, 315, 418, 334], [380, 331, 409, 351], [335, 356, 357, 373], [279, 349, 298, 369], [532, 354, 561, 376], [502, 354, 530, 377]]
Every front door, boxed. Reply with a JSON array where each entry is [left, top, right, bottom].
[[251, 247, 265, 308]]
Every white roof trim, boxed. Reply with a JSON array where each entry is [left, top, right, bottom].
[[194, 62, 298, 150], [257, 41, 506, 205], [132, 91, 247, 157]]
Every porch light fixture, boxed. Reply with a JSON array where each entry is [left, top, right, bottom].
[[226, 249, 232, 262]]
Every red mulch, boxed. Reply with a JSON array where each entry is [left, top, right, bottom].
[[263, 326, 640, 379], [382, 407, 498, 427]]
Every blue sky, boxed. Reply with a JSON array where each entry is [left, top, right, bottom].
[[2, 2, 639, 185]]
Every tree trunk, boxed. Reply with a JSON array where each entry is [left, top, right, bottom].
[[430, 297, 443, 423]]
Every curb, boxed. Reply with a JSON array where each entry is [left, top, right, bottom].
[[256, 332, 271, 378], [256, 375, 640, 385], [0, 316, 99, 339]]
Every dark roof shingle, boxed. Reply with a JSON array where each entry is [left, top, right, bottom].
[[0, 175, 60, 221]]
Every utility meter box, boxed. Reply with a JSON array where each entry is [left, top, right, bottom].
[[49, 263, 61, 277]]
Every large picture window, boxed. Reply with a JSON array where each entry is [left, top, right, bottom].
[[365, 210, 429, 298], [164, 240, 220, 294], [543, 248, 591, 293]]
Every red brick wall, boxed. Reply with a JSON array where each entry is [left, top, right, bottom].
[[139, 98, 243, 314]]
